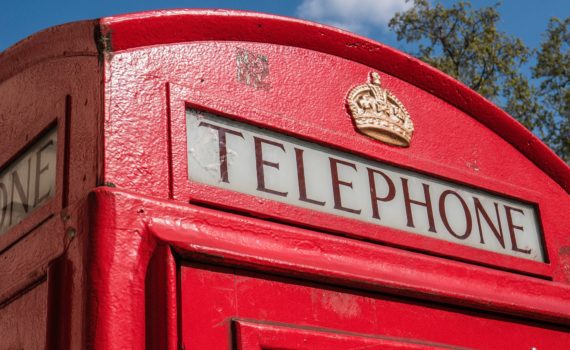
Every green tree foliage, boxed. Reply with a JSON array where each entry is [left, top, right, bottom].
[[389, 0, 569, 163], [533, 17, 570, 163]]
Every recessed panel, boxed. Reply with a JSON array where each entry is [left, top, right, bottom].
[[180, 263, 570, 349]]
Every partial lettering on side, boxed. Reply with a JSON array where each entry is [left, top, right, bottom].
[[0, 129, 57, 235]]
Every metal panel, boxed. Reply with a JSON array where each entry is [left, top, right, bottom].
[[180, 262, 570, 349]]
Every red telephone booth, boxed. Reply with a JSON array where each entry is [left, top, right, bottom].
[[1, 10, 570, 349]]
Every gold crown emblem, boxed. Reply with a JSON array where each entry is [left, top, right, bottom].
[[347, 72, 414, 147]]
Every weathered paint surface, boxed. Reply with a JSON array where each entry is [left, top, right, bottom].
[[0, 9, 569, 350]]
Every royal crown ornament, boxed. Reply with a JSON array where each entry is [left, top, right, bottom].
[[347, 72, 414, 147]]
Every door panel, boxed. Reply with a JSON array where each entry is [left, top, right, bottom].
[[180, 263, 569, 349]]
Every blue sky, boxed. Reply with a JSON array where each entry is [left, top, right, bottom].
[[1, 0, 568, 53]]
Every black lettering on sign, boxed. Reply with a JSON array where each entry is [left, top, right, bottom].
[[0, 182, 7, 227], [254, 136, 288, 197], [9, 158, 32, 225], [367, 168, 395, 220], [34, 140, 54, 206], [439, 190, 472, 240], [295, 148, 325, 206], [401, 178, 436, 233], [505, 206, 532, 255], [474, 198, 505, 248], [198, 122, 244, 184], [329, 157, 361, 215]]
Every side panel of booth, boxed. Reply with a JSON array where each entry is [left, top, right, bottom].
[[0, 21, 101, 350]]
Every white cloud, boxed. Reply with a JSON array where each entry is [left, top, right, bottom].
[[296, 0, 412, 34]]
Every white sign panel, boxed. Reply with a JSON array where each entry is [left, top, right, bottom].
[[0, 129, 57, 235], [186, 110, 545, 262]]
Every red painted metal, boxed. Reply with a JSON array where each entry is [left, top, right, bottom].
[[233, 320, 453, 349], [93, 189, 570, 324], [183, 264, 570, 349], [0, 9, 569, 350]]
